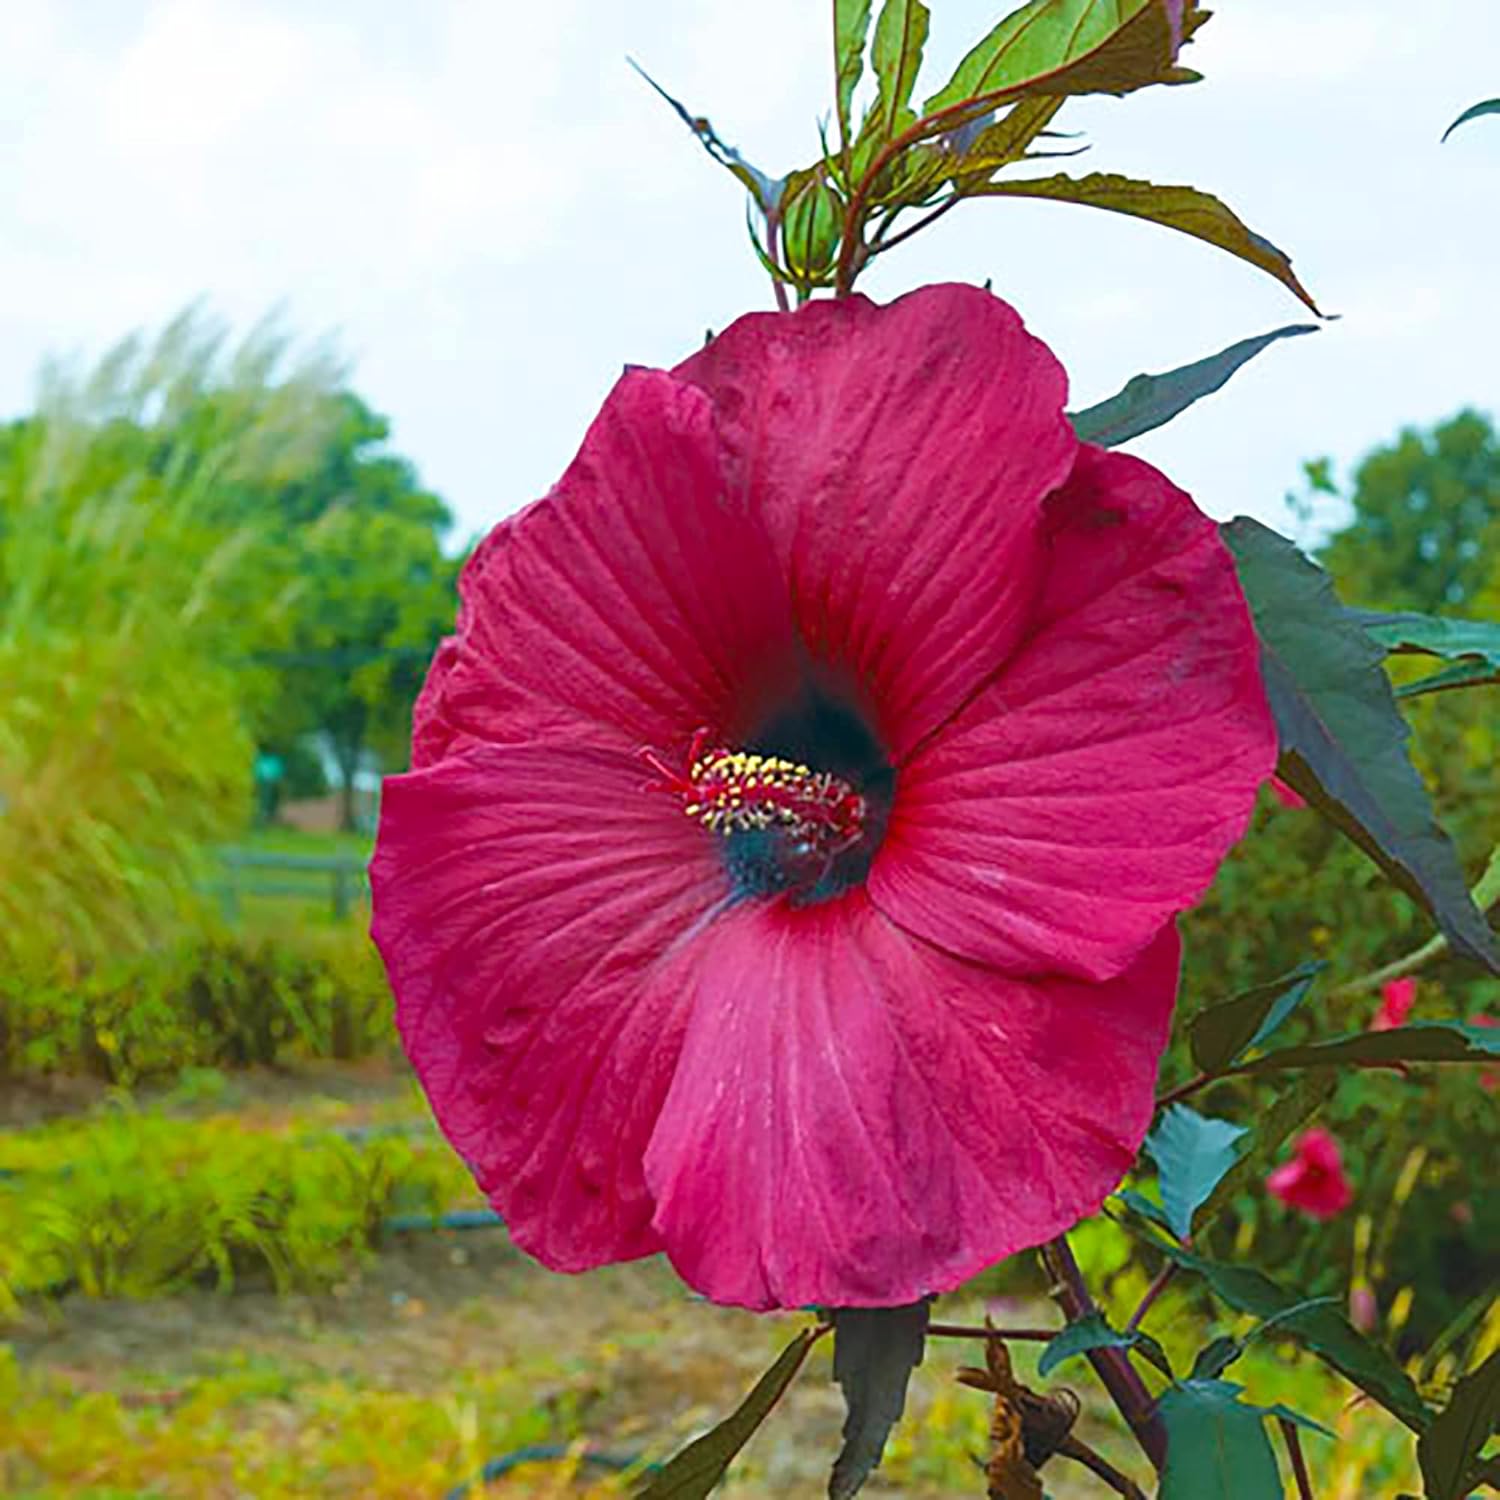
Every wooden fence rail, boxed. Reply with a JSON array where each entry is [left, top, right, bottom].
[[216, 847, 370, 922]]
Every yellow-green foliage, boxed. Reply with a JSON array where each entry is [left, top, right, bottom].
[[0, 1105, 472, 1308], [0, 311, 341, 978], [0, 922, 393, 1083]]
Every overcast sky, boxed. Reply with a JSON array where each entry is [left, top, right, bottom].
[[3, 1, 1498, 547]]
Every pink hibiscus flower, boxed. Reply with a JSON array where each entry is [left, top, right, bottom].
[[371, 284, 1276, 1311], [1371, 977, 1417, 1031], [1267, 1128, 1355, 1220]]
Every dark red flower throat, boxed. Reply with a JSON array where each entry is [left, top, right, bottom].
[[641, 688, 895, 904]]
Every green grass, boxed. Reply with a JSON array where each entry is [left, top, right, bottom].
[[0, 1067, 1448, 1499]]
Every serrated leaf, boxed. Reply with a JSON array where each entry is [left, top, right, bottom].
[[1188, 962, 1325, 1074], [829, 1302, 929, 1499], [1418, 1347, 1500, 1499], [924, 0, 1205, 115], [1144, 1105, 1248, 1241], [1442, 98, 1500, 141], [1198, 1070, 1337, 1225], [977, 174, 1321, 313], [634, 1329, 820, 1499], [1349, 607, 1500, 698], [835, 0, 875, 151], [1236, 1020, 1500, 1076], [1155, 1245, 1431, 1432], [1158, 1379, 1282, 1498], [1069, 324, 1318, 449], [1223, 519, 1500, 975], [1039, 1312, 1172, 1379], [948, 96, 1066, 190]]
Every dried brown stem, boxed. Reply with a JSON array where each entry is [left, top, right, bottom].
[[1279, 1417, 1316, 1499]]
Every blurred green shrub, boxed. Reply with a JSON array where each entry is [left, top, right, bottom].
[[0, 923, 393, 1085], [0, 1106, 470, 1307]]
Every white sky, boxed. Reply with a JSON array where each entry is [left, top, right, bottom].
[[3, 1, 1498, 546]]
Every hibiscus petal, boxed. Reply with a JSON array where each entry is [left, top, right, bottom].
[[370, 743, 726, 1271], [675, 284, 1076, 761], [644, 892, 1178, 1311], [432, 368, 795, 753], [870, 446, 1276, 982]]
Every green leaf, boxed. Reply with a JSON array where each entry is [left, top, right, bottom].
[[1188, 962, 1325, 1074], [1349, 607, 1500, 698], [1155, 1245, 1431, 1432], [1198, 1070, 1337, 1225], [828, 1302, 929, 1499], [1144, 1105, 1248, 1241], [1223, 519, 1500, 975], [977, 174, 1321, 313], [1037, 1312, 1172, 1380], [924, 0, 1205, 115], [868, 0, 930, 141], [1260, 1402, 1337, 1439], [1113, 1186, 1177, 1237], [1236, 1020, 1500, 1076], [1158, 1379, 1282, 1499], [634, 1329, 820, 1498], [1442, 98, 1500, 141], [1191, 1336, 1243, 1380], [835, 0, 875, 152], [1069, 324, 1319, 449], [1419, 1347, 1500, 1500]]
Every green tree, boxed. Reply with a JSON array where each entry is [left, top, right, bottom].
[[1319, 409, 1500, 611], [236, 393, 459, 830]]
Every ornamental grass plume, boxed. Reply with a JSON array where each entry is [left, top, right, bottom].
[[371, 283, 1276, 1311], [1267, 1127, 1355, 1221]]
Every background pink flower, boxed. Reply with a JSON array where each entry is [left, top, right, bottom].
[[371, 284, 1276, 1311], [1372, 977, 1417, 1031], [1267, 1127, 1355, 1220]]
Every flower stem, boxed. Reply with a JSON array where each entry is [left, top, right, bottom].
[[765, 214, 791, 313], [1041, 1236, 1168, 1472], [1279, 1417, 1316, 1499], [1126, 1264, 1176, 1333]]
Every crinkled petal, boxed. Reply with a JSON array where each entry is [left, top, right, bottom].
[[870, 446, 1275, 982], [643, 892, 1178, 1311], [431, 368, 796, 753], [370, 743, 725, 1271], [675, 284, 1076, 760]]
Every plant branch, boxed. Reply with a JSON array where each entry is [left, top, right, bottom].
[[1331, 843, 1500, 998], [1279, 1417, 1315, 1499], [927, 1323, 1055, 1342], [867, 194, 963, 257], [1041, 1236, 1168, 1472], [1055, 1434, 1149, 1499], [1126, 1264, 1175, 1333]]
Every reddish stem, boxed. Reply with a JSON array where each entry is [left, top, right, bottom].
[[1042, 1236, 1168, 1473], [1279, 1417, 1316, 1499], [927, 1323, 1055, 1342], [1126, 1263, 1176, 1333]]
